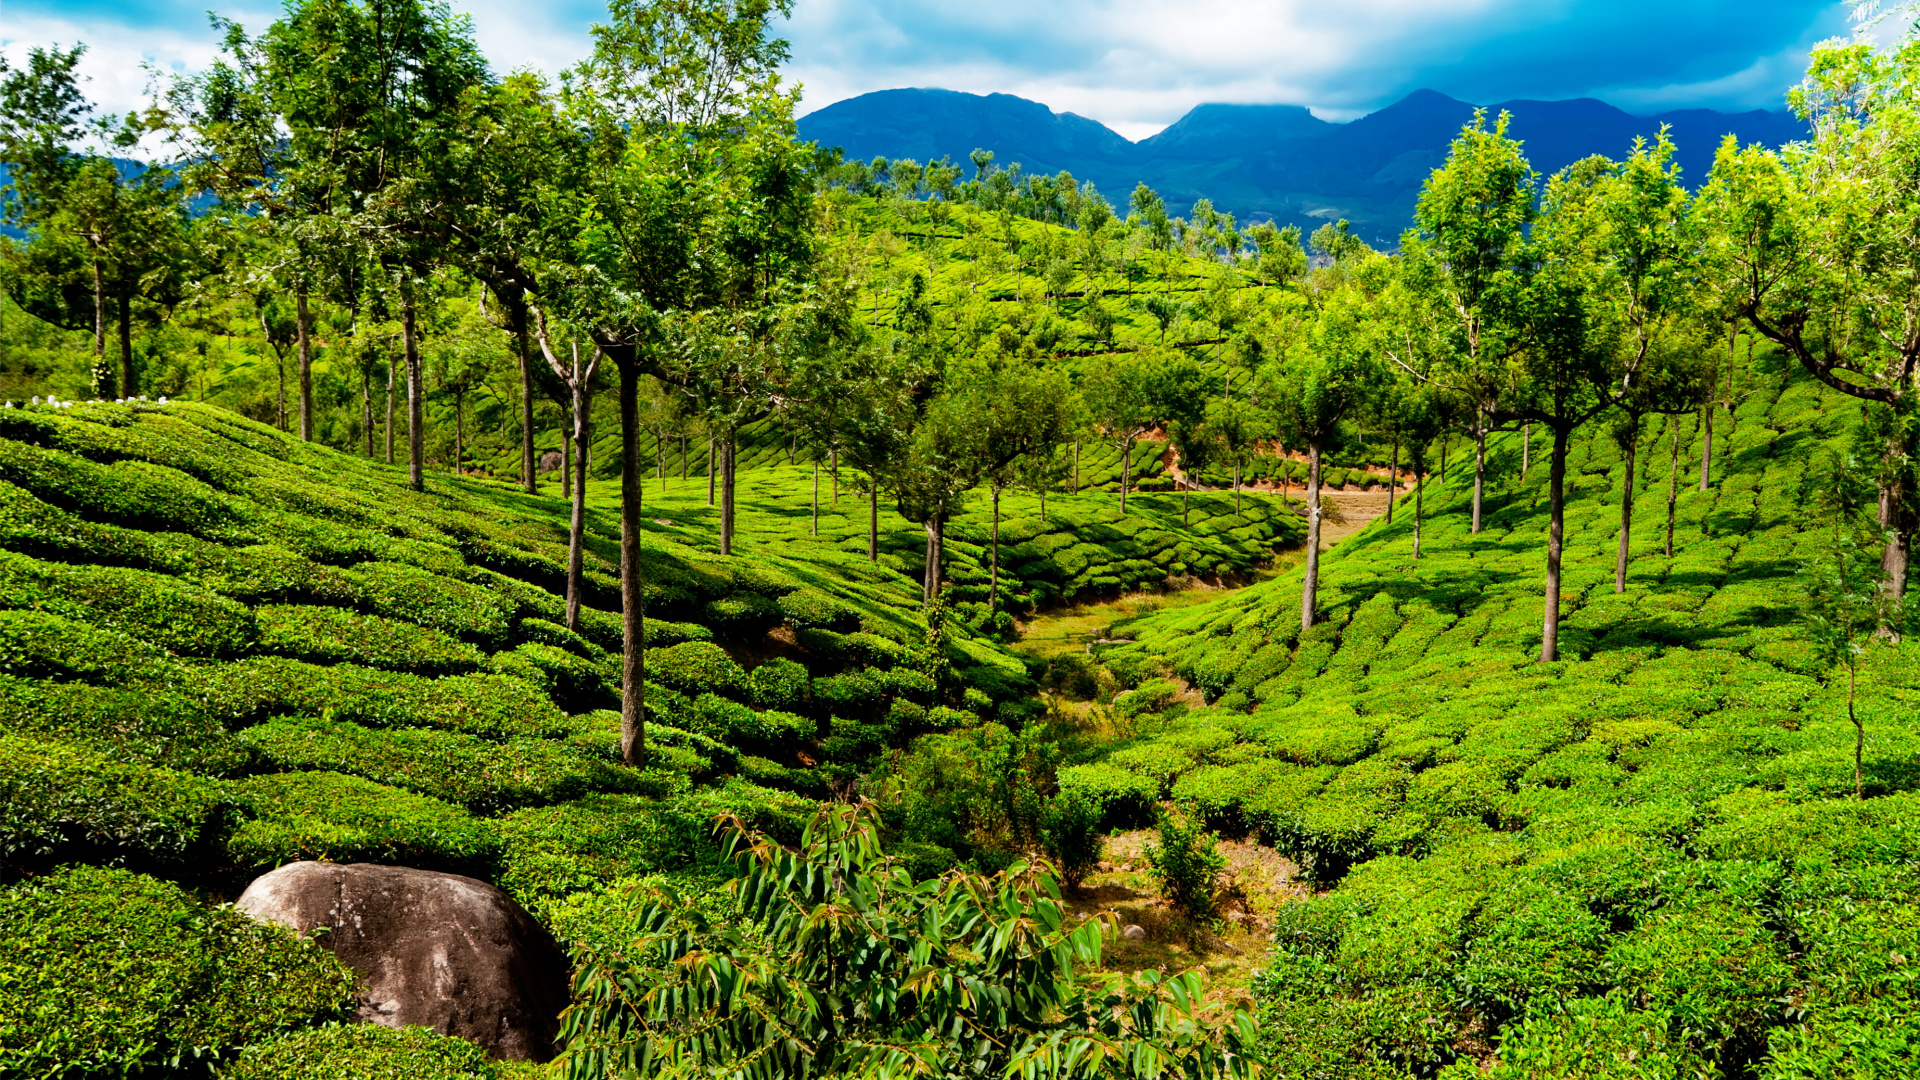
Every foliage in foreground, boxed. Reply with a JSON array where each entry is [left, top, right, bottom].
[[560, 803, 1257, 1080]]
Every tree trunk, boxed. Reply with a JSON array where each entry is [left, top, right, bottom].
[[1471, 422, 1487, 534], [91, 259, 106, 365], [1440, 432, 1449, 481], [990, 487, 1001, 611], [868, 482, 879, 562], [1616, 418, 1637, 593], [923, 519, 939, 602], [1698, 403, 1713, 491], [516, 315, 537, 495], [562, 413, 574, 501], [276, 356, 288, 430], [1182, 482, 1189, 523], [1850, 664, 1863, 800], [617, 360, 646, 767], [1413, 470, 1424, 559], [385, 353, 396, 464], [707, 438, 716, 505], [811, 459, 819, 536], [1522, 424, 1530, 476], [566, 381, 593, 633], [1665, 416, 1682, 558], [1541, 426, 1569, 662], [1301, 441, 1323, 632], [1386, 431, 1399, 525], [296, 287, 313, 442], [402, 291, 424, 492], [1880, 436, 1913, 624], [362, 364, 373, 456], [1120, 437, 1132, 514], [117, 293, 135, 399], [723, 437, 737, 555]]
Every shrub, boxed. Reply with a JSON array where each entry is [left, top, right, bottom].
[[682, 695, 812, 750], [1144, 812, 1227, 920], [646, 641, 748, 700], [497, 793, 719, 904], [241, 718, 651, 812], [777, 588, 861, 632], [345, 561, 512, 644], [192, 659, 566, 739], [642, 619, 713, 647], [255, 605, 485, 674], [749, 657, 812, 711], [0, 732, 222, 869], [639, 719, 738, 774], [1041, 788, 1105, 888], [1114, 678, 1180, 718], [844, 631, 906, 669], [1056, 763, 1159, 829], [0, 550, 259, 657], [704, 592, 783, 638], [813, 668, 886, 719], [486, 643, 612, 711], [218, 1023, 527, 1079], [0, 866, 356, 1077], [0, 675, 251, 774], [0, 609, 180, 684], [223, 771, 502, 876]]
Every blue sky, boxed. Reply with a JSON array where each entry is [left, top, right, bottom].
[[4, 0, 1848, 141]]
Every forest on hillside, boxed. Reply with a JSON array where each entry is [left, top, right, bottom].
[[2, 0, 1919, 1077]]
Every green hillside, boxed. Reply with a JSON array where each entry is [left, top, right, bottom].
[[1087, 342, 1920, 1077], [0, 396, 1306, 1075]]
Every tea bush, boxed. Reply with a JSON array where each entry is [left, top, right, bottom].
[[0, 866, 356, 1077], [223, 771, 503, 876], [0, 732, 223, 867]]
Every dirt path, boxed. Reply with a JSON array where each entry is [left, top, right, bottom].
[[1316, 484, 1406, 548]]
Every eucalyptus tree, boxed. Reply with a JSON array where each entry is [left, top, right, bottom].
[[1510, 155, 1630, 662], [1204, 395, 1266, 519], [1696, 37, 1920, 613], [1, 45, 201, 398], [1405, 110, 1535, 535], [1274, 258, 1388, 630], [969, 364, 1072, 611], [1586, 131, 1711, 592], [1248, 220, 1307, 288], [534, 0, 817, 763], [530, 310, 603, 633], [1082, 349, 1195, 515]]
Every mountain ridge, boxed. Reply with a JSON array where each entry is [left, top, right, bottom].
[[797, 87, 1805, 243]]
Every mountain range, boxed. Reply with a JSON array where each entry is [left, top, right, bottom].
[[796, 88, 1807, 244]]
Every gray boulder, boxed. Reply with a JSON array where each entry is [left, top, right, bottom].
[[236, 861, 568, 1061]]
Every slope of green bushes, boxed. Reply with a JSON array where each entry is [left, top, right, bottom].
[[0, 397, 1300, 1072], [1098, 347, 1920, 1077]]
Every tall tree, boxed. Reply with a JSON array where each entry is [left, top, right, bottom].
[[1588, 131, 1709, 593], [1405, 110, 1535, 536], [1510, 155, 1630, 662], [531, 309, 604, 633], [536, 0, 815, 765], [1, 46, 200, 398], [1274, 263, 1387, 631], [1697, 37, 1920, 619]]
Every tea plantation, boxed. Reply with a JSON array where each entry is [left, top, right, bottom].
[[0, 397, 1301, 1076], [1090, 345, 1920, 1077]]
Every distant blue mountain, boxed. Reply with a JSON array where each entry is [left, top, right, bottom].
[[797, 88, 1806, 244]]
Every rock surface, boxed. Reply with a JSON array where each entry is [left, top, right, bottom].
[[236, 861, 568, 1061]]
